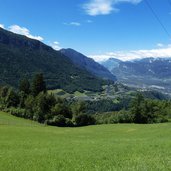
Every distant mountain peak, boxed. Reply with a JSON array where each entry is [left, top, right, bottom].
[[60, 48, 117, 81], [101, 57, 171, 93]]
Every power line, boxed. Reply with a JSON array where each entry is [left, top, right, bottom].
[[144, 0, 171, 38]]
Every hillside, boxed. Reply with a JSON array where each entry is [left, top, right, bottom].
[[101, 57, 171, 93], [60, 48, 116, 81], [101, 58, 121, 71], [0, 28, 106, 92], [0, 111, 39, 126], [0, 111, 171, 171]]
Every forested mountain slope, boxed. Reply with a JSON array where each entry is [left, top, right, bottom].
[[0, 28, 106, 92]]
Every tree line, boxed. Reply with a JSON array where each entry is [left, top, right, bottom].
[[0, 73, 95, 127], [0, 74, 170, 126], [95, 93, 170, 124]]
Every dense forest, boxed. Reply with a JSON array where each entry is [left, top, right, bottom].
[[0, 73, 170, 127], [0, 27, 111, 93]]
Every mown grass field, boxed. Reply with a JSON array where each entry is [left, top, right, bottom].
[[0, 111, 171, 171]]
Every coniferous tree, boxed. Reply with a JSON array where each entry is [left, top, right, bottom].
[[19, 78, 30, 94], [0, 86, 9, 107], [31, 73, 46, 96], [24, 95, 35, 118], [33, 93, 47, 122], [131, 93, 145, 123], [18, 91, 27, 108], [6, 88, 19, 107]]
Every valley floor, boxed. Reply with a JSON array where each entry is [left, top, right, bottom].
[[0, 112, 171, 171]]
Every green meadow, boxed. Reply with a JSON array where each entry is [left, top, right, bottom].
[[0, 111, 171, 171]]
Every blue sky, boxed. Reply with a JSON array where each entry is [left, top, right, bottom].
[[0, 0, 171, 61]]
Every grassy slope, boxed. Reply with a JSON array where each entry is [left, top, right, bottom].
[[0, 112, 171, 171]]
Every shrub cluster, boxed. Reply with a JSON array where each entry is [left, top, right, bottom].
[[95, 93, 170, 124], [0, 74, 95, 127], [0, 74, 170, 126]]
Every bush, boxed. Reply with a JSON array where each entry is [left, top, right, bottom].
[[130, 93, 169, 124], [95, 111, 134, 124], [6, 88, 20, 108], [75, 114, 96, 126], [117, 110, 134, 123], [10, 108, 27, 118], [65, 118, 74, 127], [47, 115, 66, 127], [51, 103, 72, 119]]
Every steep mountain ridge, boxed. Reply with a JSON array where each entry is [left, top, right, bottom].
[[60, 48, 116, 81], [0, 28, 106, 92]]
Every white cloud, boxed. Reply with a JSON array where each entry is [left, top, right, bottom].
[[8, 25, 43, 41], [83, 0, 115, 16], [83, 0, 142, 16], [86, 19, 93, 23], [157, 43, 164, 47], [50, 41, 61, 50], [0, 24, 4, 28], [90, 44, 171, 61], [70, 22, 81, 26], [64, 22, 81, 26]]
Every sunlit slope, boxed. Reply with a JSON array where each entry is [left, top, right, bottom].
[[0, 111, 39, 126], [0, 111, 171, 171]]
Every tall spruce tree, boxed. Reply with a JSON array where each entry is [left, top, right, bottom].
[[32, 73, 46, 96], [6, 88, 19, 107], [19, 78, 30, 94], [131, 93, 145, 123]]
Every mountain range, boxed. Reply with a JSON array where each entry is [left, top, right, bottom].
[[60, 48, 116, 81], [101, 57, 171, 93], [0, 27, 114, 93], [1, 26, 171, 95]]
